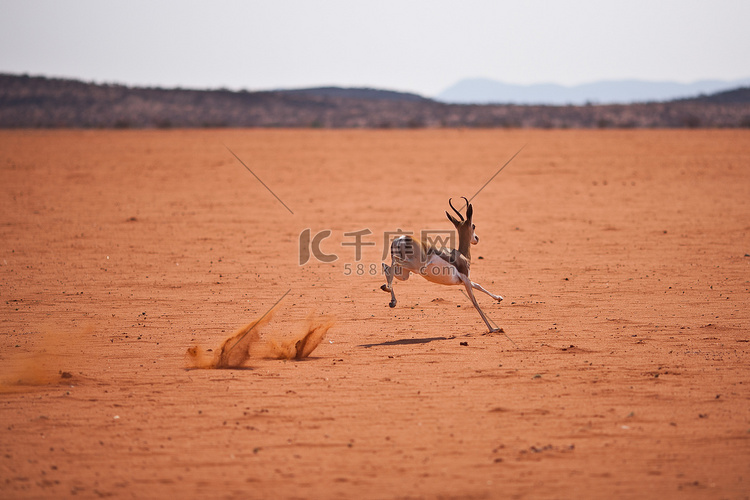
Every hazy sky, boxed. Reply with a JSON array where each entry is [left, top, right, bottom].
[[1, 0, 748, 97]]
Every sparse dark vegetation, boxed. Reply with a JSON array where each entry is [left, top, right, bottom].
[[2, 74, 750, 128]]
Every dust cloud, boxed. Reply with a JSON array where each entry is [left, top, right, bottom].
[[186, 306, 334, 369], [0, 325, 91, 393]]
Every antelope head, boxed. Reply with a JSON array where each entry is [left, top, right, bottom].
[[446, 197, 478, 258]]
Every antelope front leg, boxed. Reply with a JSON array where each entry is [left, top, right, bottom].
[[471, 281, 503, 302], [462, 279, 501, 333], [380, 263, 397, 308]]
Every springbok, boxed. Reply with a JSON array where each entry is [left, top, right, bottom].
[[381, 197, 503, 333]]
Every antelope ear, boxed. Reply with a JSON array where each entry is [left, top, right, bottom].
[[466, 203, 473, 221], [446, 211, 459, 226]]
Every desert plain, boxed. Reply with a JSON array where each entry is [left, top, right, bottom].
[[1, 128, 749, 499]]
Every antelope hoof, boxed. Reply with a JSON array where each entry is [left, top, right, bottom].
[[389, 300, 397, 308], [497, 296, 504, 302], [489, 327, 505, 333], [380, 284, 391, 293]]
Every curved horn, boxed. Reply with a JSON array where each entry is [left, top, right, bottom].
[[463, 196, 472, 220], [448, 198, 464, 221]]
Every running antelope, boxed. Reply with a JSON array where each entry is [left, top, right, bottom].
[[381, 197, 503, 333]]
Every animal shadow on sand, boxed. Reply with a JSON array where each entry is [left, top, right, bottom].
[[359, 336, 453, 348]]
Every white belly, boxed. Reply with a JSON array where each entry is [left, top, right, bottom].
[[419, 254, 462, 286]]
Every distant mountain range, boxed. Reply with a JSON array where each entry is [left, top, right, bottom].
[[437, 78, 750, 105], [2, 73, 750, 128]]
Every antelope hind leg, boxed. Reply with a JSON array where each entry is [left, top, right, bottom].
[[381, 263, 398, 308]]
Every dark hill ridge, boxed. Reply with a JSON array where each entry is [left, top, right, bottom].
[[689, 86, 750, 104], [1, 73, 749, 128], [278, 87, 429, 102]]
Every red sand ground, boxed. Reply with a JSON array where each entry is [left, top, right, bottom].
[[1, 129, 749, 499]]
